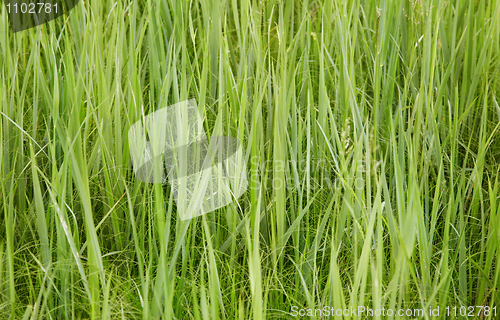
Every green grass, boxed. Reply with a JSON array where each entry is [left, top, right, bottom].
[[1, 0, 500, 318]]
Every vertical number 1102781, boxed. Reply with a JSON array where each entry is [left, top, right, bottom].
[[5, 3, 58, 14]]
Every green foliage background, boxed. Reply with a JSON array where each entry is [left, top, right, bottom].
[[1, 0, 499, 318]]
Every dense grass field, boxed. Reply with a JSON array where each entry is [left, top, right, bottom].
[[1, 0, 500, 318]]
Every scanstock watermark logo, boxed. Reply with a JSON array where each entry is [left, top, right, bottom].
[[3, 0, 80, 32], [128, 99, 248, 221]]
